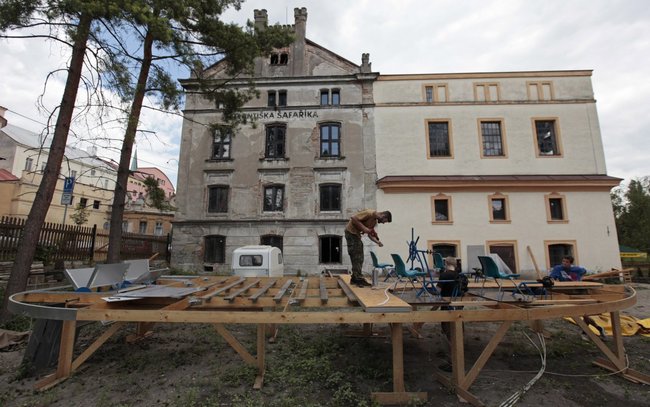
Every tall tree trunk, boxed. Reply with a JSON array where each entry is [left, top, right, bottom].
[[107, 30, 154, 263], [0, 14, 92, 323]]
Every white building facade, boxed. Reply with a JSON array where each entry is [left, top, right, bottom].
[[373, 72, 621, 275], [172, 8, 621, 276]]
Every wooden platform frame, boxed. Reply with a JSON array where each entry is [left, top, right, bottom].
[[9, 275, 649, 405]]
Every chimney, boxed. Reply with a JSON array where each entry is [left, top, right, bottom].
[[0, 106, 7, 129], [294, 7, 307, 44], [254, 9, 268, 32]]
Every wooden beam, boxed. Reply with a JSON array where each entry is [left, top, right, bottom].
[[224, 279, 261, 302], [35, 320, 77, 391], [390, 323, 405, 393], [72, 322, 124, 371], [319, 277, 328, 304], [296, 279, 309, 303], [253, 324, 265, 389], [273, 279, 294, 303], [249, 279, 277, 302], [213, 323, 256, 365], [462, 320, 513, 389]]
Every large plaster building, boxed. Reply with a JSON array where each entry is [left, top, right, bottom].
[[172, 8, 621, 276]]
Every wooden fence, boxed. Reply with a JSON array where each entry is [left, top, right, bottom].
[[0, 216, 169, 264]]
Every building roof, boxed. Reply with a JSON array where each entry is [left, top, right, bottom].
[[0, 123, 109, 170], [0, 168, 19, 181]]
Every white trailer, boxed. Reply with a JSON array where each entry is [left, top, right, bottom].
[[232, 245, 284, 277]]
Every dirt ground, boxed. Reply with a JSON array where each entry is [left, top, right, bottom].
[[0, 283, 648, 407]]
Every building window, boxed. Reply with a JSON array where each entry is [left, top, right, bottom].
[[534, 119, 561, 156], [154, 221, 163, 236], [90, 168, 96, 176], [24, 158, 33, 171], [546, 193, 567, 222], [270, 52, 288, 65], [320, 235, 342, 263], [429, 242, 458, 259], [138, 221, 147, 234], [267, 90, 287, 107], [488, 193, 510, 222], [480, 120, 506, 157], [104, 179, 109, 189], [213, 126, 232, 159], [331, 89, 340, 105], [40, 161, 46, 172], [79, 197, 88, 208], [320, 89, 329, 106], [122, 221, 129, 232], [204, 235, 226, 263], [265, 124, 286, 158], [474, 83, 500, 102], [320, 123, 341, 158], [431, 194, 452, 223], [319, 184, 341, 211], [208, 185, 229, 213], [487, 241, 518, 273], [261, 234, 283, 252], [71, 170, 77, 179], [263, 185, 284, 212], [93, 200, 100, 209], [424, 84, 448, 103], [320, 89, 340, 106], [545, 241, 576, 269], [527, 81, 554, 101], [427, 120, 452, 158]]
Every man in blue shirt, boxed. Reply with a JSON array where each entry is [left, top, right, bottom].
[[550, 256, 586, 281], [549, 256, 606, 340]]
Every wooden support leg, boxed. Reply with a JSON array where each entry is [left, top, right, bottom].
[[371, 323, 427, 405], [253, 324, 265, 389], [36, 320, 77, 391], [590, 311, 650, 385]]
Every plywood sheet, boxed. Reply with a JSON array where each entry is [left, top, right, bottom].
[[339, 275, 411, 313]]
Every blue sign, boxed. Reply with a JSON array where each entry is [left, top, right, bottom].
[[61, 176, 75, 205], [63, 177, 75, 193]]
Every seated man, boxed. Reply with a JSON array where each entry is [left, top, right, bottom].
[[549, 255, 586, 282], [550, 256, 606, 340]]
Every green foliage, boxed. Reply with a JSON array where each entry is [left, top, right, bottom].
[[143, 176, 173, 211], [70, 202, 90, 225], [612, 177, 650, 253]]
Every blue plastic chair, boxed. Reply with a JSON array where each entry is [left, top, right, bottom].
[[390, 253, 429, 296], [478, 255, 530, 300], [433, 253, 445, 270], [370, 251, 396, 281]]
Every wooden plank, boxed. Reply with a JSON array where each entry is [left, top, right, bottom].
[[273, 279, 293, 303], [202, 277, 245, 301], [253, 324, 265, 389], [72, 322, 125, 371], [390, 323, 405, 392], [249, 279, 277, 302], [213, 323, 256, 365], [296, 279, 309, 302], [339, 275, 411, 313], [319, 277, 328, 304], [224, 279, 261, 301], [337, 278, 358, 302]]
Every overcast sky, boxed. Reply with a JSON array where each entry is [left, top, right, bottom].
[[1, 0, 649, 189]]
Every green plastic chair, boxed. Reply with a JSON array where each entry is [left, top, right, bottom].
[[390, 253, 429, 296], [370, 251, 396, 281], [478, 255, 524, 300]]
